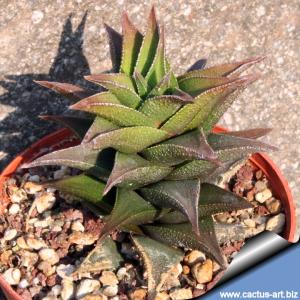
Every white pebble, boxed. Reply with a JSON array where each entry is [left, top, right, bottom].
[[9, 203, 20, 215], [255, 189, 272, 203], [76, 279, 101, 298], [103, 285, 118, 297], [61, 279, 75, 300], [39, 248, 59, 265], [266, 213, 285, 233], [56, 264, 76, 279], [26, 237, 47, 250], [10, 189, 27, 203], [18, 278, 29, 289], [28, 175, 40, 182], [71, 220, 85, 232], [116, 267, 127, 280], [4, 229, 17, 241], [243, 219, 256, 228], [35, 193, 56, 213], [3, 268, 21, 285]]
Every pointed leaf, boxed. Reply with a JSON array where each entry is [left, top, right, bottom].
[[34, 81, 93, 101], [143, 215, 225, 267], [72, 91, 121, 107], [85, 75, 141, 108], [222, 128, 272, 139], [132, 235, 183, 298], [40, 115, 93, 139], [74, 236, 123, 275], [83, 117, 119, 143], [178, 76, 235, 97], [120, 12, 143, 75], [145, 27, 167, 87], [134, 7, 160, 76], [133, 71, 150, 97], [142, 129, 218, 166], [159, 183, 252, 223], [91, 126, 168, 153], [198, 183, 253, 216], [167, 160, 217, 180], [172, 87, 194, 102], [178, 56, 265, 79], [44, 174, 112, 213], [208, 132, 278, 162], [138, 95, 185, 125], [140, 180, 201, 236], [104, 152, 172, 194], [101, 189, 158, 236], [104, 24, 123, 72], [148, 72, 173, 97], [84, 73, 136, 91], [22, 144, 112, 180], [161, 76, 255, 135], [72, 102, 157, 127]]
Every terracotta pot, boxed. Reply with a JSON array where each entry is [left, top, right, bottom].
[[0, 127, 296, 299]]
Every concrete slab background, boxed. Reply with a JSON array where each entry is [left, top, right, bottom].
[[0, 0, 299, 238]]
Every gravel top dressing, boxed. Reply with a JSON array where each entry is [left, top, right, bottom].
[[0, 161, 285, 300]]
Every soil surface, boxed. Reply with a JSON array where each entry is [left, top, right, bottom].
[[0, 1, 299, 238], [0, 162, 285, 299]]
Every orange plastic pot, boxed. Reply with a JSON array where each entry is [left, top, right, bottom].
[[0, 127, 296, 299]]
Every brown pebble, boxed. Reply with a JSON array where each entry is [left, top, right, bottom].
[[182, 265, 190, 275], [265, 198, 282, 214]]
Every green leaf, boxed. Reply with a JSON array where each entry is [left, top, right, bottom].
[[101, 189, 158, 236], [85, 75, 141, 109], [178, 56, 265, 79], [22, 144, 112, 180], [34, 81, 93, 101], [134, 7, 160, 76], [104, 152, 173, 194], [74, 236, 123, 276], [198, 183, 252, 216], [91, 126, 168, 153], [82, 117, 119, 143], [104, 24, 123, 72], [161, 76, 256, 135], [39, 115, 93, 139], [138, 95, 185, 125], [159, 183, 252, 223], [44, 174, 112, 213], [178, 76, 235, 97], [133, 71, 150, 97], [140, 180, 201, 236], [166, 160, 217, 180], [83, 73, 137, 91], [143, 216, 226, 267], [145, 27, 167, 87], [148, 72, 174, 97], [72, 101, 158, 128], [207, 132, 278, 162], [222, 128, 272, 139], [142, 129, 218, 166], [71, 91, 121, 107], [132, 235, 183, 299], [172, 87, 194, 102], [167, 131, 277, 180], [120, 12, 143, 75]]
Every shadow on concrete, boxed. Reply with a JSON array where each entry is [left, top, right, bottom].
[[0, 13, 99, 170]]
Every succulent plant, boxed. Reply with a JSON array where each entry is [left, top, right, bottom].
[[23, 7, 276, 298]]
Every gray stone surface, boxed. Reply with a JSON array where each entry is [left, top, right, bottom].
[[0, 1, 299, 238]]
